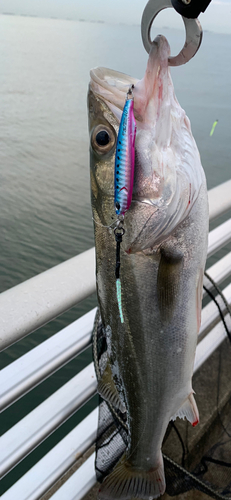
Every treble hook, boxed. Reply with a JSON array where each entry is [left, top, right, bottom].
[[141, 0, 203, 66]]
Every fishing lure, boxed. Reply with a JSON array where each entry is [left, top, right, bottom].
[[114, 86, 136, 216], [114, 86, 136, 323]]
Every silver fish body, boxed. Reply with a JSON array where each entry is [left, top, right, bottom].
[[88, 35, 209, 499]]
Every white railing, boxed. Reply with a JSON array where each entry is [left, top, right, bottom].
[[0, 248, 96, 351], [1, 179, 231, 352], [1, 180, 231, 500]]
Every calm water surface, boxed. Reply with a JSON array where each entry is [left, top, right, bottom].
[[0, 15, 230, 492], [0, 16, 230, 293]]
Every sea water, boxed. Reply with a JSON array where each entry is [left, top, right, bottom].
[[0, 14, 230, 492]]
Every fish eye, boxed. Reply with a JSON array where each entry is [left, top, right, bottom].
[[96, 130, 109, 146], [91, 125, 115, 154]]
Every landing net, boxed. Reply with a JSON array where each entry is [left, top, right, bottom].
[[92, 297, 231, 499]]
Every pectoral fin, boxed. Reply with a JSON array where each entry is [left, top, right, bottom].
[[98, 362, 126, 413], [157, 245, 183, 322], [171, 393, 199, 427]]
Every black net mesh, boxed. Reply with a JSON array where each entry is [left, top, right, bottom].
[[92, 309, 231, 499]]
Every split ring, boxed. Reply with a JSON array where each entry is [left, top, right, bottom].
[[141, 0, 202, 66]]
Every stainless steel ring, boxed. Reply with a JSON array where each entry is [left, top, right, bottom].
[[141, 0, 203, 66]]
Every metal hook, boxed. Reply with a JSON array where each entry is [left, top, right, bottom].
[[126, 84, 134, 100], [141, 0, 202, 66]]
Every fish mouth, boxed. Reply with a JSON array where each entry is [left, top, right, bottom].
[[89, 67, 138, 123], [89, 35, 174, 210], [89, 35, 171, 127]]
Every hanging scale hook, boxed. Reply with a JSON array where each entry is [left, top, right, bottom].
[[141, 0, 203, 66]]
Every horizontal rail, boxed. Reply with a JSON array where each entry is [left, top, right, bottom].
[[2, 245, 231, 412], [0, 247, 96, 351], [1, 181, 231, 499], [50, 454, 96, 500], [194, 315, 230, 373], [1, 253, 231, 410], [207, 218, 231, 258], [203, 251, 231, 297], [1, 410, 98, 500], [3, 272, 230, 479], [199, 283, 231, 340], [1, 308, 97, 411], [4, 305, 230, 500], [208, 179, 231, 221], [1, 181, 231, 352], [1, 364, 97, 477]]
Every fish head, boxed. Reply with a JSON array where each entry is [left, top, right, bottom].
[[88, 64, 139, 228], [88, 35, 204, 252]]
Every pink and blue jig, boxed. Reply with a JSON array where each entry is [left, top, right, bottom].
[[114, 86, 136, 323], [114, 87, 136, 216]]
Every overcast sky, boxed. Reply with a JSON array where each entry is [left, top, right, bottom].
[[0, 0, 230, 33]]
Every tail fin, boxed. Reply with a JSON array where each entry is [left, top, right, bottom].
[[98, 453, 165, 499]]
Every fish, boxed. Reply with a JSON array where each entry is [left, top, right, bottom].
[[88, 34, 209, 499]]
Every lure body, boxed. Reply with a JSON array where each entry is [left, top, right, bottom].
[[114, 98, 136, 216]]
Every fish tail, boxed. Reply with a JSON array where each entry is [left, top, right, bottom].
[[98, 453, 165, 499]]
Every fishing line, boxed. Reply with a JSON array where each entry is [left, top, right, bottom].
[[204, 270, 231, 318], [216, 341, 231, 439], [203, 270, 231, 343], [203, 284, 231, 342], [199, 455, 231, 474], [170, 422, 186, 468], [167, 272, 231, 486], [199, 270, 231, 477], [92, 217, 116, 230], [203, 270, 231, 438]]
